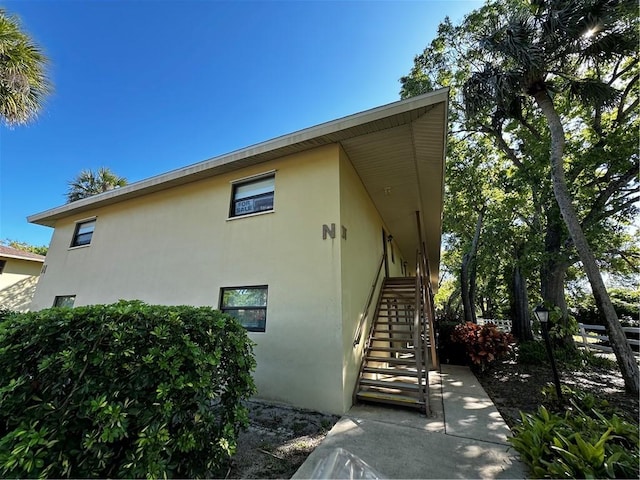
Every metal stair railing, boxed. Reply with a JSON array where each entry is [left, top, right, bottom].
[[414, 250, 430, 415], [353, 253, 386, 347]]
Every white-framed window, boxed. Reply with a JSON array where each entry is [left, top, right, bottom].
[[220, 286, 268, 332], [70, 219, 96, 247], [53, 295, 76, 308], [229, 174, 275, 218]]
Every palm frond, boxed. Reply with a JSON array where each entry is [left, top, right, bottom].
[[0, 11, 51, 126], [581, 32, 638, 61], [66, 168, 128, 203], [568, 78, 621, 108]]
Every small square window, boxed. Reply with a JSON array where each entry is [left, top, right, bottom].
[[220, 286, 268, 332], [54, 295, 76, 308], [71, 219, 96, 247], [0, 260, 6, 274], [230, 175, 274, 217]]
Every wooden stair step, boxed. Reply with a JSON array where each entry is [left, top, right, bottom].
[[366, 355, 417, 364], [375, 320, 414, 324], [356, 390, 424, 407], [363, 366, 420, 377], [376, 317, 413, 326], [367, 346, 414, 353], [374, 326, 413, 330], [372, 335, 415, 340], [359, 379, 423, 391], [373, 333, 413, 338]]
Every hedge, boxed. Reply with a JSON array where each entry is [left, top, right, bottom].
[[0, 300, 256, 478]]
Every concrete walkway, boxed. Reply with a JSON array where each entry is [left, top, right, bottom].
[[293, 365, 528, 479]]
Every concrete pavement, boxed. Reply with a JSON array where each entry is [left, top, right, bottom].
[[293, 364, 528, 479]]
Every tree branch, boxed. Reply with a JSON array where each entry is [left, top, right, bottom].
[[581, 164, 639, 228], [616, 74, 639, 124]]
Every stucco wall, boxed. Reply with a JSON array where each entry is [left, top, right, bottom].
[[0, 258, 43, 311], [32, 144, 346, 413], [337, 147, 405, 412]]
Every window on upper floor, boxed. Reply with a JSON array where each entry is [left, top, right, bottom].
[[70, 219, 96, 247], [229, 174, 275, 218], [220, 286, 268, 332], [54, 295, 76, 308]]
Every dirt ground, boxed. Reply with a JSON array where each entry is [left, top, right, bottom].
[[474, 355, 639, 428], [227, 353, 638, 479], [227, 400, 340, 479]]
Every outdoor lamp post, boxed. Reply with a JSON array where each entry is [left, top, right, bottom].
[[534, 305, 563, 401]]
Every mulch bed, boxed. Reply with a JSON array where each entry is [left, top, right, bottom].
[[473, 356, 639, 428]]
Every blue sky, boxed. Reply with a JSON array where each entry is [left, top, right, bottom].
[[1, 0, 481, 247]]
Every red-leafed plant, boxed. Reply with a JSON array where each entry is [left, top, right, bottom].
[[451, 322, 514, 369]]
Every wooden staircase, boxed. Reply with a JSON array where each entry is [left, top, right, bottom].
[[354, 277, 434, 413]]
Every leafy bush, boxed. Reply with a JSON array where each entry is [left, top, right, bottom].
[[517, 340, 547, 365], [0, 307, 16, 321], [436, 321, 468, 365], [518, 340, 618, 371], [571, 288, 639, 327], [0, 301, 256, 478], [450, 322, 514, 369], [509, 389, 639, 479]]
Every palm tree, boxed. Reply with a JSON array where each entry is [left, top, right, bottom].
[[0, 9, 51, 126], [66, 167, 128, 203], [463, 0, 639, 393]]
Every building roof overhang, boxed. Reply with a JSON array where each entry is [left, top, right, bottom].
[[0, 245, 46, 263], [28, 89, 449, 289]]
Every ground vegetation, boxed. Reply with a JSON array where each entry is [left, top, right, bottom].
[[0, 302, 255, 478]]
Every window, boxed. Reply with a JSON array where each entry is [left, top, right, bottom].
[[230, 175, 275, 218], [54, 295, 76, 308], [0, 260, 5, 274], [71, 219, 96, 247], [220, 286, 268, 332]]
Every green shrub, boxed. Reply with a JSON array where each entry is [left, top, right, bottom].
[[437, 321, 468, 365], [0, 307, 15, 321], [571, 288, 639, 327], [450, 322, 514, 369], [517, 340, 547, 365], [0, 300, 256, 478], [509, 389, 639, 479]]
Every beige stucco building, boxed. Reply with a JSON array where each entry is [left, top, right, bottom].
[[28, 90, 448, 414], [0, 245, 45, 311]]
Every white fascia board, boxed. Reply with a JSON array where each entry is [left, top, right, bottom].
[[0, 253, 45, 263]]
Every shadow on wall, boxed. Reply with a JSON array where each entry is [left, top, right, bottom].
[[0, 276, 39, 311]]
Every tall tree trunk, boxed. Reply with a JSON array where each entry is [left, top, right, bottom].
[[534, 90, 639, 394], [511, 262, 533, 342], [540, 205, 573, 347], [461, 208, 484, 324]]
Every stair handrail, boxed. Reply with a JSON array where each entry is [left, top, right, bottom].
[[353, 252, 386, 347], [414, 250, 429, 413], [419, 246, 438, 368]]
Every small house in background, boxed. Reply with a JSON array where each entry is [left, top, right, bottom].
[[0, 245, 45, 311], [27, 90, 448, 414]]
